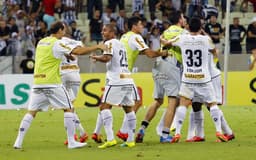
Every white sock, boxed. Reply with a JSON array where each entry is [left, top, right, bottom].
[[171, 114, 177, 130], [94, 112, 103, 134], [101, 109, 114, 141], [120, 113, 128, 133], [194, 110, 204, 138], [210, 105, 222, 133], [220, 110, 233, 135], [73, 112, 85, 136], [126, 111, 136, 142], [64, 112, 76, 143], [14, 113, 33, 148], [156, 109, 166, 136], [187, 110, 195, 139], [175, 106, 187, 135]]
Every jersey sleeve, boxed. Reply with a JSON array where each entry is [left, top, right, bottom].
[[129, 34, 149, 51], [206, 36, 215, 50], [171, 35, 182, 47], [52, 39, 79, 59], [103, 40, 114, 56]]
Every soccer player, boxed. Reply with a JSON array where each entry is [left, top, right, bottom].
[[164, 17, 229, 143], [186, 47, 234, 142], [92, 16, 167, 142], [60, 36, 89, 145], [13, 21, 106, 149], [90, 24, 137, 148], [136, 11, 185, 143]]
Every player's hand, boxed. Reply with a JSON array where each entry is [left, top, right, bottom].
[[161, 50, 168, 59], [65, 54, 76, 61], [89, 53, 97, 63]]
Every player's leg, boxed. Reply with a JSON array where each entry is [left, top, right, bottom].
[[13, 89, 44, 149], [52, 87, 87, 149], [186, 102, 205, 142], [92, 112, 104, 143], [201, 83, 228, 142], [117, 83, 140, 141], [171, 83, 193, 143], [136, 78, 164, 142], [13, 110, 37, 149], [98, 103, 117, 149], [160, 96, 178, 142], [171, 96, 191, 143], [212, 76, 234, 141], [136, 99, 163, 143]]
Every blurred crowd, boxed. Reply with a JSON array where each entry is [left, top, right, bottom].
[[0, 0, 256, 57]]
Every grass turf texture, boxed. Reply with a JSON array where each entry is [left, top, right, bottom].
[[0, 106, 255, 160]]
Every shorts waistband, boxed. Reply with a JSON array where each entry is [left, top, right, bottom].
[[61, 65, 79, 70]]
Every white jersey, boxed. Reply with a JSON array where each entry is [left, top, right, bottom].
[[132, 0, 144, 15], [173, 34, 215, 84], [104, 39, 134, 85], [60, 37, 83, 75], [209, 53, 221, 78]]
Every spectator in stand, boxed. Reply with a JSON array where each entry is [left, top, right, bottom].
[[35, 20, 49, 45], [229, 17, 246, 54], [87, 0, 103, 20], [15, 10, 26, 38], [132, 0, 144, 17], [156, 0, 176, 20], [89, 10, 103, 43], [116, 9, 128, 35], [62, 0, 76, 25], [102, 5, 117, 25], [149, 26, 160, 51], [8, 17, 19, 37], [20, 50, 35, 74], [21, 25, 36, 54], [205, 15, 223, 53], [187, 0, 203, 18], [201, 4, 218, 21], [70, 20, 85, 42], [42, 0, 61, 29], [0, 19, 10, 56], [241, 0, 256, 12], [108, 0, 124, 12], [148, 0, 159, 19], [6, 32, 22, 56], [215, 0, 226, 19], [29, 0, 43, 17], [246, 17, 256, 53]]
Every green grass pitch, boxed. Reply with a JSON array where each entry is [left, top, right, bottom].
[[0, 106, 256, 160]]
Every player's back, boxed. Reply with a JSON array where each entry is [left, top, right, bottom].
[[104, 38, 133, 85], [176, 34, 213, 84]]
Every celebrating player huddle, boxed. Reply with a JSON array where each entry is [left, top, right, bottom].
[[13, 11, 234, 150]]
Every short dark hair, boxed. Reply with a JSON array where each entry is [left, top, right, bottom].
[[169, 10, 182, 24], [189, 17, 201, 32], [128, 16, 141, 30], [26, 50, 33, 58], [105, 24, 117, 33], [50, 21, 65, 34]]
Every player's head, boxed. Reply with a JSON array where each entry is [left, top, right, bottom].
[[189, 17, 201, 33], [128, 16, 143, 34], [101, 24, 116, 41], [50, 21, 65, 39], [169, 10, 184, 27]]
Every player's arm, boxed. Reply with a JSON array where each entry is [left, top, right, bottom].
[[141, 48, 168, 58], [90, 54, 112, 63], [71, 43, 107, 55], [133, 34, 167, 58]]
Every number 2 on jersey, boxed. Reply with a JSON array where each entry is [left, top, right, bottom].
[[119, 50, 128, 67]]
